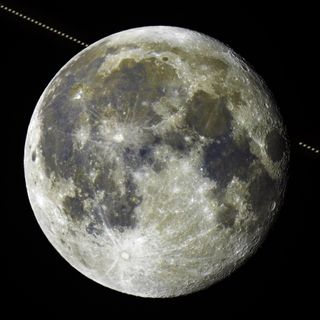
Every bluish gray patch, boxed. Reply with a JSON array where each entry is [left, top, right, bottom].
[[62, 192, 85, 221], [249, 168, 277, 221], [202, 134, 256, 188], [101, 174, 142, 231], [162, 131, 188, 152], [123, 145, 155, 170], [86, 221, 103, 237], [39, 75, 83, 178]]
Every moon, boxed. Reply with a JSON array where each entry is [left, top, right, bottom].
[[24, 26, 289, 298]]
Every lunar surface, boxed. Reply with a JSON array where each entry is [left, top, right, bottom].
[[24, 26, 289, 297]]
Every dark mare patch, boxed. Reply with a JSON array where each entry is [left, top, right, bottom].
[[186, 90, 232, 139], [265, 129, 287, 162], [202, 133, 256, 188], [248, 167, 277, 223]]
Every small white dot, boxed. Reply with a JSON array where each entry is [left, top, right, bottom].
[[121, 252, 130, 260], [113, 133, 124, 143]]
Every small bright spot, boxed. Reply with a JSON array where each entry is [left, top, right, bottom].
[[73, 89, 83, 100], [113, 133, 124, 143], [121, 252, 130, 260]]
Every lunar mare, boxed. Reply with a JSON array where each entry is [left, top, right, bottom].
[[24, 26, 289, 297]]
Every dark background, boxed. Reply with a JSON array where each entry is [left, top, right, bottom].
[[3, 1, 319, 317]]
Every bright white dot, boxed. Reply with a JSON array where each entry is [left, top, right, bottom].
[[172, 186, 180, 193], [121, 252, 130, 260], [36, 194, 46, 208], [113, 133, 124, 143], [73, 89, 83, 100]]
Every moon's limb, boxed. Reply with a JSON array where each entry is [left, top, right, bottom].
[[24, 26, 289, 297]]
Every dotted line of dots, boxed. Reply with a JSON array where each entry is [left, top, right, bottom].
[[299, 142, 319, 154], [1, 5, 319, 159], [0, 4, 89, 47]]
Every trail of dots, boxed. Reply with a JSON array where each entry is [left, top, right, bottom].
[[0, 3, 89, 47], [299, 142, 319, 154], [1, 4, 319, 159]]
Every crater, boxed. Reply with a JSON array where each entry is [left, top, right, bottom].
[[121, 251, 130, 260], [31, 150, 36, 162]]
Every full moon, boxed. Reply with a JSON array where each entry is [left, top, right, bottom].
[[24, 26, 289, 297]]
